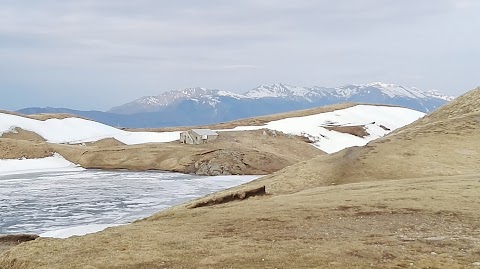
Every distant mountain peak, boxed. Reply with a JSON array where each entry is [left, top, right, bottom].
[[136, 96, 162, 105], [178, 87, 210, 95], [244, 83, 311, 98], [425, 89, 456, 101], [336, 82, 455, 101]]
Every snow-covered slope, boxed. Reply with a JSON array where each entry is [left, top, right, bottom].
[[0, 112, 180, 175], [0, 112, 180, 145], [222, 105, 425, 154], [0, 154, 84, 176], [2, 105, 423, 154]]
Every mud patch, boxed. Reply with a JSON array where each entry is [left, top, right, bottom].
[[324, 125, 369, 138], [189, 186, 267, 208], [0, 234, 38, 244]]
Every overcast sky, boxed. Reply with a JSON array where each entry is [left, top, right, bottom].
[[1, 0, 479, 111]]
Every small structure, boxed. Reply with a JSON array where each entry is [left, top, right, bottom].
[[180, 129, 219, 145]]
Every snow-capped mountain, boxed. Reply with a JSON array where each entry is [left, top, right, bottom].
[[244, 83, 312, 98], [19, 82, 454, 128], [243, 82, 453, 103], [109, 87, 219, 114], [108, 82, 453, 114], [331, 82, 454, 101]]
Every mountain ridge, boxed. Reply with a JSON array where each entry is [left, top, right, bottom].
[[18, 82, 454, 128], [108, 82, 454, 115]]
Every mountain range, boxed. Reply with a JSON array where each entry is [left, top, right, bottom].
[[18, 82, 454, 128]]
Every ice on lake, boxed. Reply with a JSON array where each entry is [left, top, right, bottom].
[[0, 170, 258, 237]]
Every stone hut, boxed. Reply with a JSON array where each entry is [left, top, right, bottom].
[[180, 129, 219, 145]]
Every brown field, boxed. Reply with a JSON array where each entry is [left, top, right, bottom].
[[1, 90, 480, 269]]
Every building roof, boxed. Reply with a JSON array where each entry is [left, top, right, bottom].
[[191, 129, 218, 136]]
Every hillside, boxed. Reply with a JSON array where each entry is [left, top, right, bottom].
[[18, 82, 452, 128], [249, 86, 480, 194], [1, 104, 422, 175], [1, 88, 478, 268]]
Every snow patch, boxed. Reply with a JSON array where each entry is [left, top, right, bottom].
[[39, 224, 123, 238], [0, 112, 180, 145], [0, 153, 84, 176]]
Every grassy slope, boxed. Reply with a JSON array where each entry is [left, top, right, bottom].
[[1, 174, 480, 269]]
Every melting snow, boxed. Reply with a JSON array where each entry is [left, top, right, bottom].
[[0, 153, 84, 176], [219, 105, 425, 154], [0, 112, 180, 145]]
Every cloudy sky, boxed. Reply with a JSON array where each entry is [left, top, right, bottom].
[[1, 0, 479, 111]]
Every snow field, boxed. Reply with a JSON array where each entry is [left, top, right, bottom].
[[0, 153, 84, 176], [223, 105, 425, 153]]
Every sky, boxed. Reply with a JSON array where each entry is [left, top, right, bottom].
[[1, 0, 479, 111]]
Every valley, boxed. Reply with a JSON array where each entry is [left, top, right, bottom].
[[1, 2, 477, 268]]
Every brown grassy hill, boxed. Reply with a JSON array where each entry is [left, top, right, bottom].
[[125, 103, 358, 132], [2, 174, 479, 268], [49, 129, 320, 175], [0, 110, 84, 121], [207, 86, 480, 196]]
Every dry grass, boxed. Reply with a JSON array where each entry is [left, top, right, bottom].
[[323, 125, 369, 137], [0, 235, 38, 257], [0, 138, 53, 159], [0, 110, 84, 121], [60, 129, 321, 175], [1, 174, 480, 269]]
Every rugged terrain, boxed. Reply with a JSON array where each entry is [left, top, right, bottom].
[[0, 88, 478, 268]]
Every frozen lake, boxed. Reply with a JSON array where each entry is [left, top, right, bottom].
[[0, 170, 258, 236]]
